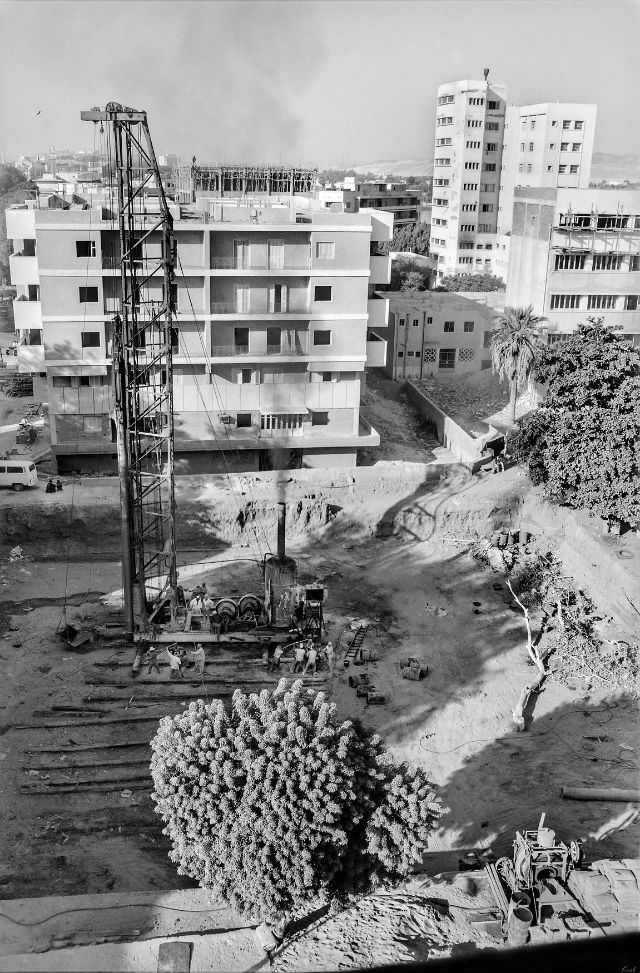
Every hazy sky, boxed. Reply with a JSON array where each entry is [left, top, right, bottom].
[[1, 0, 638, 166]]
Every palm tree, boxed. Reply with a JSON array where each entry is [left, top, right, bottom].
[[491, 305, 546, 424]]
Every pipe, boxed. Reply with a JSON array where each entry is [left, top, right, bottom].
[[277, 501, 286, 560], [561, 787, 640, 803]]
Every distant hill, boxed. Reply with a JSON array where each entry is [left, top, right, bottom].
[[349, 159, 433, 178], [590, 152, 640, 184]]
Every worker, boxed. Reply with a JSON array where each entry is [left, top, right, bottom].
[[295, 599, 305, 634], [45, 478, 56, 494], [56, 478, 63, 491], [324, 641, 335, 670], [261, 645, 269, 669], [293, 641, 306, 673], [146, 645, 162, 674], [188, 592, 202, 611], [270, 643, 284, 672], [303, 640, 317, 675], [166, 645, 184, 679], [189, 643, 206, 675]]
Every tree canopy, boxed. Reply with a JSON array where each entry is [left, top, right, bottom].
[[511, 318, 640, 524], [151, 680, 440, 921], [0, 166, 36, 284], [390, 222, 431, 256], [491, 306, 546, 423], [388, 258, 431, 292], [434, 273, 505, 292]]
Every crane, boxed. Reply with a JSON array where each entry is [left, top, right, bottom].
[[81, 104, 177, 639]]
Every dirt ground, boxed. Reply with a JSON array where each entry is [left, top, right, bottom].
[[358, 368, 439, 464], [1, 462, 638, 966]]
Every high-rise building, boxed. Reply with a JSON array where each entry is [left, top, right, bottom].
[[506, 186, 640, 344], [429, 76, 508, 280], [7, 189, 392, 474], [429, 76, 598, 284]]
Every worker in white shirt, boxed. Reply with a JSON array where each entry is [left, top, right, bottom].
[[165, 645, 184, 679], [269, 643, 284, 672], [293, 641, 306, 673], [188, 642, 206, 675], [188, 593, 202, 611], [324, 641, 335, 670], [303, 640, 317, 675]]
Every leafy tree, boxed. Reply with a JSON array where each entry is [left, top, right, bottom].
[[151, 680, 440, 921], [491, 305, 546, 423], [390, 222, 431, 256], [435, 273, 505, 292], [512, 318, 640, 524], [0, 165, 26, 196], [388, 258, 431, 292], [0, 168, 37, 284]]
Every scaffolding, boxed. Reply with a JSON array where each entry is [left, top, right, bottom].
[[81, 104, 177, 637], [177, 163, 318, 201]]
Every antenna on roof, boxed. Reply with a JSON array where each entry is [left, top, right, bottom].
[[484, 68, 490, 81]]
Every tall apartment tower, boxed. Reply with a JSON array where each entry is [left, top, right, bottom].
[[430, 75, 508, 280], [497, 103, 597, 236]]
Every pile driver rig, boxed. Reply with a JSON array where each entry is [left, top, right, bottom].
[[81, 104, 177, 639]]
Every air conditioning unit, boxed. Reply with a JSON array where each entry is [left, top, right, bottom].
[[220, 414, 234, 424]]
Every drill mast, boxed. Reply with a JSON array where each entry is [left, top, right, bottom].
[[81, 104, 177, 637]]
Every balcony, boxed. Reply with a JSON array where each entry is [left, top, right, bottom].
[[210, 296, 311, 315], [210, 256, 311, 271], [366, 330, 387, 367], [367, 296, 389, 330], [16, 344, 45, 373], [370, 254, 391, 285], [13, 299, 42, 329], [9, 255, 38, 286], [210, 344, 250, 357]]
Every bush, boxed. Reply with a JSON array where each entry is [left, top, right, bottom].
[[150, 679, 440, 921]]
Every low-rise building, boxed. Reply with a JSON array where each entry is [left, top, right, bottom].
[[7, 190, 392, 473], [318, 179, 422, 229], [383, 291, 504, 380], [506, 187, 640, 345]]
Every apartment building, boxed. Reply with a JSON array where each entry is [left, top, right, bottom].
[[318, 179, 422, 230], [429, 77, 508, 280], [383, 291, 504, 380], [7, 193, 392, 474], [506, 187, 640, 344]]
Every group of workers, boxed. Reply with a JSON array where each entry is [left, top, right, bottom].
[[45, 478, 63, 493], [263, 637, 334, 674], [144, 642, 206, 678], [142, 637, 335, 680]]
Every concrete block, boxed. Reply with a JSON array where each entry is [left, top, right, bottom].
[[590, 892, 619, 915]]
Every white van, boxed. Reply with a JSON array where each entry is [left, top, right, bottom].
[[0, 460, 38, 491]]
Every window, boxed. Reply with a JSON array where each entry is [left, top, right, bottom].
[[485, 122, 499, 131], [520, 142, 525, 151], [234, 326, 249, 351], [464, 321, 475, 332], [436, 137, 452, 146], [412, 318, 419, 327], [560, 142, 569, 151], [572, 143, 581, 152], [554, 253, 586, 270], [433, 197, 448, 206], [464, 162, 480, 170], [426, 316, 433, 324], [462, 203, 477, 212], [459, 256, 473, 264], [558, 165, 567, 174], [76, 240, 96, 258], [315, 241, 334, 259], [311, 411, 329, 426], [81, 331, 100, 347], [467, 120, 483, 128], [466, 140, 481, 149], [460, 224, 475, 232], [435, 158, 451, 166], [437, 116, 453, 125], [444, 321, 454, 333], [574, 120, 584, 130], [526, 164, 532, 173], [314, 285, 332, 302], [481, 203, 494, 212], [321, 371, 332, 381], [481, 183, 495, 192], [549, 143, 556, 149], [547, 166, 553, 172], [486, 142, 498, 152], [550, 294, 581, 309], [530, 120, 536, 130], [528, 142, 534, 152], [563, 120, 571, 129], [439, 348, 456, 369], [587, 295, 617, 310], [477, 223, 492, 232], [313, 330, 331, 345], [79, 376, 91, 387], [437, 94, 455, 105], [625, 295, 639, 310], [397, 350, 404, 358], [487, 100, 499, 110], [236, 413, 252, 427], [463, 183, 478, 190], [518, 164, 524, 173], [483, 163, 497, 172], [79, 286, 98, 303], [433, 178, 449, 187], [459, 241, 473, 249], [592, 254, 623, 271], [240, 368, 253, 384], [570, 165, 579, 174], [630, 256, 640, 271]]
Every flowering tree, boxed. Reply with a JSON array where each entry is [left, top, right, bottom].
[[150, 679, 440, 920]]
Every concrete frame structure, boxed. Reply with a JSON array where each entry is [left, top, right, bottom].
[[318, 179, 422, 230], [7, 193, 393, 473], [383, 291, 504, 380], [506, 187, 640, 344]]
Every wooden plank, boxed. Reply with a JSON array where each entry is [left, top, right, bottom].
[[26, 742, 151, 754], [13, 714, 171, 729], [24, 758, 152, 771], [20, 781, 151, 795]]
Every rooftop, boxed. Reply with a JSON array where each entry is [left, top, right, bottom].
[[416, 369, 535, 438]]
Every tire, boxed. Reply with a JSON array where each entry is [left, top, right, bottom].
[[12, 483, 25, 492]]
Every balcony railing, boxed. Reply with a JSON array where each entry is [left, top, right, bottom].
[[210, 344, 250, 357], [210, 257, 311, 270], [210, 298, 310, 314]]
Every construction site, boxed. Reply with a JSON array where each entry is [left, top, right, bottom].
[[0, 104, 639, 970]]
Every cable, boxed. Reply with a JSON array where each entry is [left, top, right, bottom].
[[0, 903, 231, 928]]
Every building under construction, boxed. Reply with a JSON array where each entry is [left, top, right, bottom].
[[177, 163, 318, 202]]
